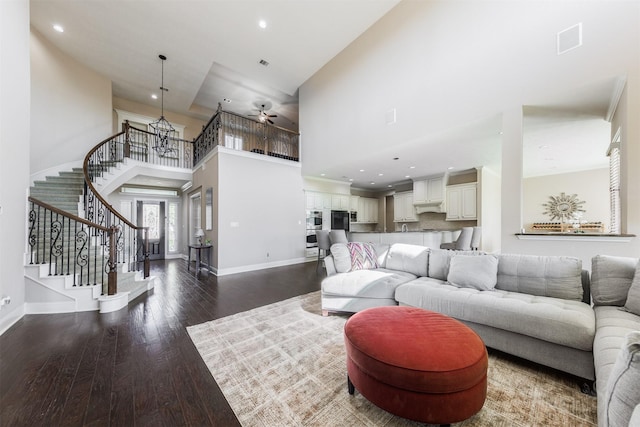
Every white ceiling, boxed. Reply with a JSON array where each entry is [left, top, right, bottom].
[[30, 0, 401, 132], [30, 0, 627, 190]]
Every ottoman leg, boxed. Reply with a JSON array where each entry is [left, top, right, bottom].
[[347, 375, 355, 395]]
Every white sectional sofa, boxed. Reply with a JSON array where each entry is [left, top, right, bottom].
[[590, 255, 640, 427], [322, 242, 595, 380], [322, 242, 640, 426]]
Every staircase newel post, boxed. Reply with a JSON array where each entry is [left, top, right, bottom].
[[143, 227, 150, 278], [107, 225, 118, 295], [123, 120, 131, 158]]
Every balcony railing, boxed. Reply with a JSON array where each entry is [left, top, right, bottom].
[[193, 106, 300, 166]]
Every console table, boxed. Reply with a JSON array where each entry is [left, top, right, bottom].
[[188, 244, 213, 275]]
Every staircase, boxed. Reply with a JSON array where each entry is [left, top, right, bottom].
[[29, 168, 85, 215], [26, 163, 154, 314]]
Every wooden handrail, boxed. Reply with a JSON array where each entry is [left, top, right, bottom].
[[28, 196, 110, 232], [82, 128, 138, 230]]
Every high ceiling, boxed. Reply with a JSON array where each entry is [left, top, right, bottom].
[[30, 0, 401, 131], [30, 0, 631, 190]]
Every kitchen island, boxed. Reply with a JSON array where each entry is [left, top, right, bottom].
[[348, 231, 448, 248]]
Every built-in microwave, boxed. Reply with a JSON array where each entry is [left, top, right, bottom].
[[350, 211, 357, 222], [306, 210, 323, 227]]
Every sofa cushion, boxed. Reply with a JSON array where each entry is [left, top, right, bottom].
[[495, 254, 583, 301], [624, 261, 640, 316], [385, 244, 429, 277], [395, 279, 595, 351], [605, 331, 640, 427], [330, 243, 352, 273], [322, 268, 417, 300], [428, 249, 483, 281], [593, 306, 640, 422], [591, 255, 638, 306], [448, 255, 498, 290]]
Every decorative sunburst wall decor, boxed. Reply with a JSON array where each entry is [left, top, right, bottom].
[[543, 193, 586, 221]]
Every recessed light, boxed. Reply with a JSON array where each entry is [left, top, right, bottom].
[[405, 175, 411, 178], [378, 173, 384, 177], [447, 166, 454, 170], [223, 98, 232, 103], [370, 182, 375, 185], [258, 19, 267, 29], [387, 185, 393, 188], [53, 24, 64, 33], [320, 173, 326, 177], [409, 166, 415, 169], [349, 179, 354, 182], [359, 169, 365, 172], [151, 94, 158, 100]]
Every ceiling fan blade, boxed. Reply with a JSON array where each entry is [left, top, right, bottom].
[[267, 119, 274, 125], [267, 114, 278, 118]]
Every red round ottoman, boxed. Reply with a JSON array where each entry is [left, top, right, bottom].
[[344, 306, 488, 426]]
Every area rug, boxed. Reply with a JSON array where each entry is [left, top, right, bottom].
[[187, 291, 597, 426]]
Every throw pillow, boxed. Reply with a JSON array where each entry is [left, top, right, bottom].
[[605, 331, 640, 427], [348, 242, 379, 271], [447, 254, 499, 291], [330, 243, 352, 273], [624, 261, 640, 316]]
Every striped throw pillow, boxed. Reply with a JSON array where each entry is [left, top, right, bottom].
[[348, 242, 379, 271]]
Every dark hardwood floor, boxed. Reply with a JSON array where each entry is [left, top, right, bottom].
[[0, 259, 323, 426]]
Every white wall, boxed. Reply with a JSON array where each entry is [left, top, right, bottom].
[[523, 168, 610, 231], [479, 166, 502, 253], [30, 28, 112, 176], [191, 148, 306, 275], [0, 0, 30, 334], [300, 0, 640, 268]]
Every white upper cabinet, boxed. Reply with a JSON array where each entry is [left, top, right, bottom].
[[305, 191, 325, 210], [394, 192, 418, 222], [413, 175, 445, 204], [350, 196, 360, 212], [446, 183, 477, 221], [357, 197, 379, 223]]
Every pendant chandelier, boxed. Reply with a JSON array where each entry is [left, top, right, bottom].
[[150, 54, 176, 157]]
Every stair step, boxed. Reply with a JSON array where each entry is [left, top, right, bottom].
[[45, 176, 85, 184], [33, 180, 84, 190], [29, 192, 82, 203]]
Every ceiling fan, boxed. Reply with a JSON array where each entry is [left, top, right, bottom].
[[249, 103, 278, 124]]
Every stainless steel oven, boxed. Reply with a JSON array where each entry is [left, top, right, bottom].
[[305, 210, 322, 248]]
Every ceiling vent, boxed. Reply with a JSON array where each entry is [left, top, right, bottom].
[[557, 23, 582, 55], [258, 59, 269, 66]]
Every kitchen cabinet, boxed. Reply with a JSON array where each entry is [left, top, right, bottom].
[[305, 191, 354, 211], [413, 176, 445, 204], [394, 192, 418, 222], [305, 191, 325, 210], [446, 183, 477, 220], [357, 197, 379, 223], [331, 194, 351, 210], [350, 196, 360, 212]]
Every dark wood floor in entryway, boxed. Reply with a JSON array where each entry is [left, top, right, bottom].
[[0, 259, 323, 426]]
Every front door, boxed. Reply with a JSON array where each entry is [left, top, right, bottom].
[[137, 201, 165, 261]]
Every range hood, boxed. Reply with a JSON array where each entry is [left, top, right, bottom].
[[414, 201, 446, 214]]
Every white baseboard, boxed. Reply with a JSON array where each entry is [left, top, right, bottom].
[[216, 257, 308, 276], [0, 305, 26, 336], [25, 301, 78, 314]]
